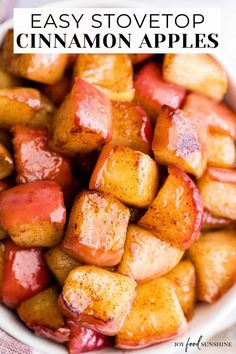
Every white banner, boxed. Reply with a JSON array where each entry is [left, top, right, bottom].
[[13, 8, 221, 53]]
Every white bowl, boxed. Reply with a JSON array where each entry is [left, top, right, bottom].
[[0, 1, 236, 353]]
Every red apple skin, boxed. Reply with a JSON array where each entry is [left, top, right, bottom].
[[58, 294, 122, 336], [134, 62, 186, 122], [206, 167, 236, 184], [184, 93, 236, 139], [74, 78, 112, 142], [67, 320, 111, 354], [0, 181, 66, 229], [13, 125, 73, 192], [2, 241, 50, 308], [33, 325, 70, 343]]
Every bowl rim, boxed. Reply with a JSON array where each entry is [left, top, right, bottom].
[[0, 1, 236, 354]]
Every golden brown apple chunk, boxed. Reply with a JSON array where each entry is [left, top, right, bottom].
[[17, 288, 65, 330], [116, 278, 187, 349], [163, 54, 227, 101], [62, 190, 130, 267], [152, 105, 207, 178], [197, 167, 236, 219], [206, 132, 235, 168], [1, 30, 68, 84], [89, 144, 159, 208], [117, 225, 183, 282], [74, 54, 134, 102], [58, 265, 136, 336], [139, 166, 203, 250], [187, 230, 236, 303], [44, 246, 80, 286], [165, 261, 196, 320]]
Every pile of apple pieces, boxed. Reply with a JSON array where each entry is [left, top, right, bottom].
[[0, 29, 236, 353]]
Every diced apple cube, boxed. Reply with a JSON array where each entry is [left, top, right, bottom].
[[49, 78, 112, 156], [62, 190, 130, 267], [139, 166, 203, 250], [58, 265, 136, 336], [163, 54, 227, 101], [89, 145, 159, 208]]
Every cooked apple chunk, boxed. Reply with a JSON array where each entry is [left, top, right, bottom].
[[117, 225, 183, 282], [58, 265, 136, 336], [134, 61, 186, 123], [17, 288, 65, 330], [89, 145, 159, 208], [0, 87, 54, 129], [2, 240, 50, 308], [13, 125, 73, 192], [0, 143, 14, 179], [74, 54, 134, 102], [202, 210, 235, 231], [207, 132, 235, 168], [163, 54, 227, 101], [184, 93, 236, 139], [1, 30, 68, 84], [110, 101, 152, 154], [49, 78, 112, 156], [116, 278, 187, 349], [139, 166, 203, 250], [152, 105, 207, 178], [165, 261, 196, 320], [45, 246, 80, 286], [197, 167, 236, 219], [62, 190, 130, 267], [0, 181, 66, 247], [187, 230, 236, 303]]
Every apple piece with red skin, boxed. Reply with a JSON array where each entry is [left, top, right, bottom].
[[134, 61, 186, 123], [115, 278, 188, 349], [0, 181, 66, 247], [67, 320, 111, 354], [184, 93, 236, 139], [129, 54, 154, 64], [110, 101, 153, 154], [49, 78, 112, 156], [13, 125, 73, 193], [2, 240, 50, 308], [33, 325, 70, 343], [58, 265, 136, 336], [152, 105, 207, 178], [202, 210, 236, 231], [139, 166, 203, 250], [74, 54, 134, 102], [62, 190, 130, 267], [197, 167, 236, 220]]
